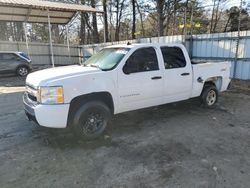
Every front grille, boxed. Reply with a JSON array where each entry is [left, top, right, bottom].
[[26, 84, 38, 102], [28, 93, 37, 102]]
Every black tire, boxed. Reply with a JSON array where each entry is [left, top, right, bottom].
[[70, 101, 111, 140], [16, 66, 29, 77], [200, 85, 218, 108]]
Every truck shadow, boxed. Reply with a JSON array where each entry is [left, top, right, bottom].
[[0, 88, 228, 152], [36, 97, 216, 150]]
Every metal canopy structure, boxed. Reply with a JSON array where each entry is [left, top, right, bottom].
[[0, 0, 102, 24], [0, 0, 104, 67]]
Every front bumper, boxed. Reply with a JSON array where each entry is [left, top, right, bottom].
[[23, 93, 70, 128]]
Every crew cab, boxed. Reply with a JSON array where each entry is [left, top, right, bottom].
[[23, 43, 231, 139]]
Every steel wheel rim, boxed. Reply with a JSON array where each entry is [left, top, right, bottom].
[[206, 90, 216, 106], [19, 67, 28, 76], [82, 113, 104, 134]]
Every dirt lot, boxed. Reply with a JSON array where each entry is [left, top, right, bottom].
[[0, 76, 249, 188]]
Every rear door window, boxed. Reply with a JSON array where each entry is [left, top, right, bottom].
[[161, 47, 186, 69], [1, 53, 17, 60]]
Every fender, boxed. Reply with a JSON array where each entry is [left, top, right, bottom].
[[67, 92, 114, 127]]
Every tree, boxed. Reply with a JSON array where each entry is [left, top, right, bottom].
[[0, 0, 247, 44], [91, 0, 99, 43], [210, 0, 216, 33], [132, 0, 136, 39], [212, 0, 221, 33], [31, 23, 48, 42], [114, 0, 126, 41], [0, 22, 8, 41], [156, 0, 164, 36], [225, 6, 250, 32], [135, 0, 145, 37], [80, 0, 86, 44], [103, 0, 109, 42]]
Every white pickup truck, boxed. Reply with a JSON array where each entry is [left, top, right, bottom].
[[23, 43, 231, 139]]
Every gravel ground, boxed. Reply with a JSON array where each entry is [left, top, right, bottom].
[[0, 77, 249, 188]]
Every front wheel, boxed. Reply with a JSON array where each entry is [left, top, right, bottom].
[[200, 85, 218, 108], [17, 66, 29, 77], [71, 101, 111, 140]]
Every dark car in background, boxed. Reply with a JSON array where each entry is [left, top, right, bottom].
[[0, 51, 32, 77]]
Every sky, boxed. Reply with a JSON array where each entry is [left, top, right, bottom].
[[202, 0, 246, 10]]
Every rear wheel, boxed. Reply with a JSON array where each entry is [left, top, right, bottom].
[[70, 101, 111, 140], [200, 85, 218, 107], [17, 66, 29, 77]]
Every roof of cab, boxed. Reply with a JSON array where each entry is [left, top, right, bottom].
[[0, 51, 20, 54], [104, 43, 185, 49]]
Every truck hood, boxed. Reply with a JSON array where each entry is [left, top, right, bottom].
[[26, 65, 100, 87]]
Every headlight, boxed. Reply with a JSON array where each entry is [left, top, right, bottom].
[[37, 86, 64, 104]]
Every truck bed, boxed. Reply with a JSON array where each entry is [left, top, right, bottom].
[[191, 61, 231, 97]]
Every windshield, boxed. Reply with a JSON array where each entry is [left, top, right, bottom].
[[18, 52, 30, 61], [83, 48, 130, 70]]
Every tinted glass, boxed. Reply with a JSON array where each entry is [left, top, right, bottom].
[[161, 47, 186, 69], [83, 48, 129, 70], [0, 53, 17, 60], [123, 47, 159, 74]]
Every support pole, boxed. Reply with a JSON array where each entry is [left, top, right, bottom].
[[66, 25, 71, 62], [23, 22, 30, 58], [47, 9, 55, 67]]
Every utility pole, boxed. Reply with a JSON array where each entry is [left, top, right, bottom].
[[183, 7, 187, 46], [182, 0, 189, 46], [189, 2, 194, 59], [233, 0, 243, 78]]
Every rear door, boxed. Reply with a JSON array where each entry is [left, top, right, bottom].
[[117, 47, 164, 112], [161, 46, 192, 103]]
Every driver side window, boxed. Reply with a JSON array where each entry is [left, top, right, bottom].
[[123, 47, 159, 74]]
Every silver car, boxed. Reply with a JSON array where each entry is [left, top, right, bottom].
[[0, 51, 32, 77]]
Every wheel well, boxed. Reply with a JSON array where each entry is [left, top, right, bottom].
[[204, 81, 215, 87], [67, 92, 114, 126], [203, 77, 222, 91]]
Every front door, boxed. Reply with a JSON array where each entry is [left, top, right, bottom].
[[117, 47, 164, 113]]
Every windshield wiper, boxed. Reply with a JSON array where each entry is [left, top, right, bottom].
[[86, 64, 103, 70]]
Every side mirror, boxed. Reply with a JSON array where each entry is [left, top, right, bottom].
[[123, 64, 131, 75]]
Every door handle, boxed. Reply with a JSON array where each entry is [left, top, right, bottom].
[[181, 73, 190, 76], [151, 76, 162, 80]]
